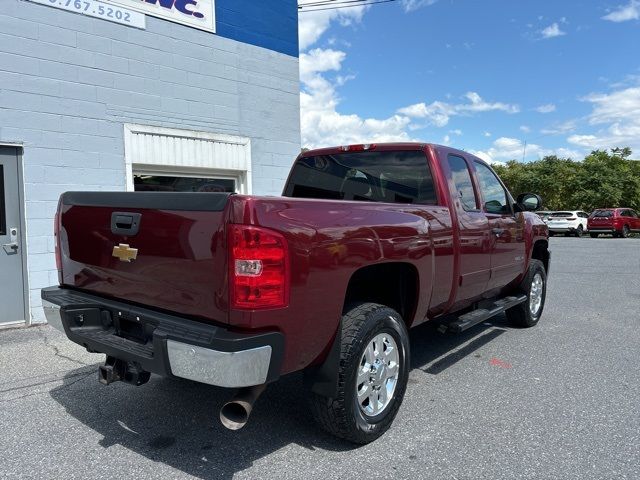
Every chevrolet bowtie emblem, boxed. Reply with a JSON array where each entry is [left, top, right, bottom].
[[112, 244, 138, 263]]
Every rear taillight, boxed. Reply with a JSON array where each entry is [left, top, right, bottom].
[[54, 208, 62, 284], [228, 225, 289, 310]]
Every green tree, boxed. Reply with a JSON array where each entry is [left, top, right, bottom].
[[495, 148, 640, 212]]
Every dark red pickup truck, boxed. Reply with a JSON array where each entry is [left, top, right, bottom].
[[42, 143, 550, 443]]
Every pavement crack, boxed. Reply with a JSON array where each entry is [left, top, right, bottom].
[[39, 329, 92, 367], [0, 372, 94, 404], [0, 367, 95, 395]]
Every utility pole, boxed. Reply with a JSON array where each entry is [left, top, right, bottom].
[[522, 140, 527, 163]]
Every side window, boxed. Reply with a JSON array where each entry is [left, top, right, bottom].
[[379, 163, 438, 205], [630, 210, 639, 218], [474, 161, 510, 215], [447, 155, 478, 211]]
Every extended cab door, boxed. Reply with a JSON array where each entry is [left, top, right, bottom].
[[472, 161, 526, 291], [445, 154, 492, 303]]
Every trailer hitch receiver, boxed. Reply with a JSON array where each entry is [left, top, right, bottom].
[[99, 356, 150, 386]]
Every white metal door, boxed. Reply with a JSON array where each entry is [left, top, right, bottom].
[[0, 147, 27, 325]]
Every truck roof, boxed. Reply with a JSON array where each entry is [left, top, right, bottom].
[[300, 142, 482, 163]]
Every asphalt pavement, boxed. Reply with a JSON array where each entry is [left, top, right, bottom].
[[1, 237, 639, 479]]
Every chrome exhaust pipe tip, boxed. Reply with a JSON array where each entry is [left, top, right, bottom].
[[219, 384, 266, 431], [220, 401, 251, 430]]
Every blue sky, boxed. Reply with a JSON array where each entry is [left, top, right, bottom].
[[298, 0, 640, 162]]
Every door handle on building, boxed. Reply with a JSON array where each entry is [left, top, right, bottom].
[[3, 227, 19, 254], [2, 243, 18, 254]]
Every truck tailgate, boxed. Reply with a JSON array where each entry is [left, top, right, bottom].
[[58, 192, 231, 324]]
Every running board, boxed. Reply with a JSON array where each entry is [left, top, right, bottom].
[[439, 295, 527, 333]]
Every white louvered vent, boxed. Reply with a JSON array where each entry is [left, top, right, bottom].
[[124, 124, 251, 193]]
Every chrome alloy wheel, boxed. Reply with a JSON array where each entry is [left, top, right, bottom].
[[529, 273, 544, 316], [356, 332, 399, 417]]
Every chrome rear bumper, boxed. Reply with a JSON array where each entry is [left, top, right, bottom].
[[41, 287, 284, 389]]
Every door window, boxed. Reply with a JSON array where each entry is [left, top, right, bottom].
[[474, 161, 510, 215], [447, 155, 478, 211], [629, 210, 638, 218], [0, 165, 6, 235]]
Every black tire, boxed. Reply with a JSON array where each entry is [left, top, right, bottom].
[[574, 225, 583, 237], [506, 259, 547, 328], [590, 233, 599, 238], [621, 225, 630, 238], [308, 303, 410, 444]]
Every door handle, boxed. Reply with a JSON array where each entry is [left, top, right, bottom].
[[111, 212, 142, 236], [492, 227, 505, 237], [2, 242, 19, 254]]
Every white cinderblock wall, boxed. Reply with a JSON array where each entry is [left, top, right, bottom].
[[0, 0, 301, 323]]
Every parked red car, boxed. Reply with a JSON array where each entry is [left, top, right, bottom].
[[588, 208, 640, 238]]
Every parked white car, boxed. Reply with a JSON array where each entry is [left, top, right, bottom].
[[547, 211, 590, 237], [536, 211, 553, 222]]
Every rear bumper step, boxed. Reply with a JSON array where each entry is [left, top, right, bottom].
[[41, 286, 284, 388], [440, 295, 527, 333]]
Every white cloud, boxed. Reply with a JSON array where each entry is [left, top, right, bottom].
[[536, 103, 557, 113], [401, 0, 438, 12], [602, 1, 639, 22], [300, 46, 412, 148], [541, 120, 577, 135], [298, 7, 366, 50], [397, 92, 519, 127], [442, 134, 451, 145], [484, 131, 492, 137], [449, 129, 463, 136], [520, 125, 531, 133], [299, 48, 346, 79], [299, 8, 418, 148], [472, 151, 505, 166], [567, 85, 640, 151], [541, 22, 566, 39], [472, 137, 583, 163]]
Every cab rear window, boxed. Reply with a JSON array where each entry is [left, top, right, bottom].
[[284, 150, 438, 205]]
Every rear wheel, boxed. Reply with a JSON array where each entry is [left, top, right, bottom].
[[589, 233, 599, 238], [621, 225, 630, 238], [574, 225, 583, 237], [308, 303, 410, 444], [506, 259, 547, 328]]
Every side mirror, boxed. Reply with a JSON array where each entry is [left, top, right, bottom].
[[515, 193, 543, 212]]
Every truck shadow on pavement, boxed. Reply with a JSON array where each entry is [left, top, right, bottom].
[[49, 316, 511, 479]]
